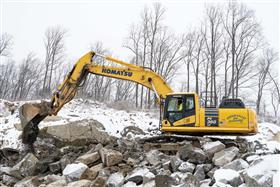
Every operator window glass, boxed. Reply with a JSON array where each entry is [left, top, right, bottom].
[[186, 96, 194, 110], [167, 97, 183, 112]]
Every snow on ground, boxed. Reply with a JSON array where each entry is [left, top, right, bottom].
[[0, 99, 280, 154], [0, 99, 159, 149]]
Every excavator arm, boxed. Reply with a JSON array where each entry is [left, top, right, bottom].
[[20, 51, 173, 145]]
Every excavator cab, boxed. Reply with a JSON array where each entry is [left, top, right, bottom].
[[162, 93, 196, 127]]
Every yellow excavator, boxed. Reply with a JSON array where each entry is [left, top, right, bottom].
[[19, 51, 258, 146]]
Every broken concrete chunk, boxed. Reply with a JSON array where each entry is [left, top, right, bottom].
[[177, 143, 206, 164], [202, 141, 225, 157], [13, 153, 39, 177], [145, 150, 162, 166], [99, 148, 123, 167], [212, 146, 239, 166], [75, 152, 100, 166], [14, 176, 40, 187], [66, 179, 92, 187], [106, 172, 124, 187], [223, 158, 249, 171], [62, 163, 88, 182], [178, 161, 196, 173], [194, 165, 205, 181], [214, 168, 243, 187]]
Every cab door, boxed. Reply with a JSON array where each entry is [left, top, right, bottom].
[[163, 94, 196, 127]]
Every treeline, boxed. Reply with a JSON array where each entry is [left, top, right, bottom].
[[0, 2, 279, 119]]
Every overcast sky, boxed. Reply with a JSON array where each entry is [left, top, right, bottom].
[[1, 0, 279, 64]]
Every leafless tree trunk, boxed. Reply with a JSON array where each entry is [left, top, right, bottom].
[[42, 26, 66, 96], [256, 48, 277, 115], [0, 33, 12, 57]]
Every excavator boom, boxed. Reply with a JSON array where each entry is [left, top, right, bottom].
[[20, 51, 173, 145]]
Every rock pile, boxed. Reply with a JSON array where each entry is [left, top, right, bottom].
[[0, 121, 279, 187]]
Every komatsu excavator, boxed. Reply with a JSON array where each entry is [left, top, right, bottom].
[[19, 51, 258, 146]]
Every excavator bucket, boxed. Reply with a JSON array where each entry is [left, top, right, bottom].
[[19, 101, 52, 145]]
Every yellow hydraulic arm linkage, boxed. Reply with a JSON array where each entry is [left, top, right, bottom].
[[20, 51, 173, 145]]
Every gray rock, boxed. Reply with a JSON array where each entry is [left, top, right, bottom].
[[194, 165, 205, 181], [80, 167, 98, 181], [223, 158, 249, 171], [212, 146, 239, 166], [242, 155, 279, 187], [2, 174, 19, 186], [13, 153, 39, 177], [214, 168, 243, 187], [66, 179, 92, 187], [75, 152, 100, 166], [46, 179, 66, 187], [145, 150, 162, 166], [42, 174, 66, 185], [125, 168, 149, 185], [202, 141, 225, 157], [106, 172, 124, 187], [201, 163, 213, 173], [59, 156, 71, 170], [14, 176, 40, 187], [162, 161, 170, 170], [0, 166, 22, 180], [207, 167, 218, 178], [143, 172, 155, 184], [178, 162, 196, 173], [155, 175, 177, 187], [123, 181, 137, 187], [91, 176, 107, 187], [62, 163, 88, 182], [178, 143, 206, 164], [49, 161, 61, 173], [200, 179, 211, 187], [99, 148, 123, 167], [182, 172, 199, 187], [170, 156, 183, 172]]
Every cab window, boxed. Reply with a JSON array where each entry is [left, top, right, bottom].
[[167, 97, 183, 112], [186, 96, 194, 110]]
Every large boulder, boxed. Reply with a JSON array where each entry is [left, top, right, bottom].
[[214, 168, 243, 187], [99, 148, 123, 167], [62, 163, 88, 182], [242, 154, 279, 187], [40, 119, 116, 145], [13, 153, 39, 177], [178, 143, 206, 164], [212, 146, 239, 166], [202, 141, 225, 157], [223, 158, 249, 171]]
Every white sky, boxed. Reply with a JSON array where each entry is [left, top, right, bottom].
[[1, 0, 279, 65]]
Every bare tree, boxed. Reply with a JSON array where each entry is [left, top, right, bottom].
[[12, 53, 41, 100], [223, 2, 260, 98], [256, 48, 277, 115], [0, 33, 12, 57], [203, 5, 223, 107], [42, 26, 67, 96]]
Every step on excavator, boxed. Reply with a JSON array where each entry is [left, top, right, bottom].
[[19, 51, 258, 148]]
